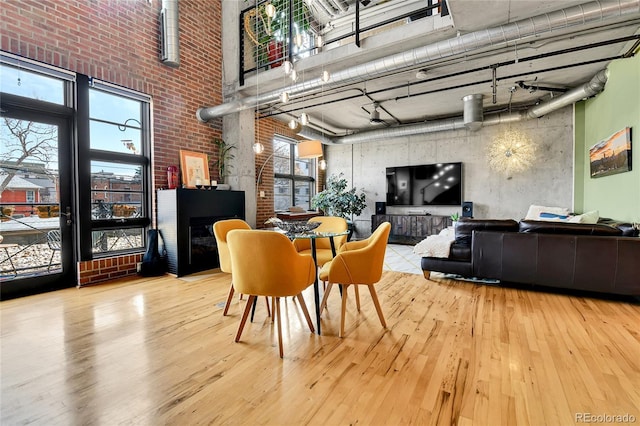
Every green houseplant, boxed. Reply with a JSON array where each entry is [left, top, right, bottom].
[[312, 173, 367, 219], [212, 138, 235, 184]]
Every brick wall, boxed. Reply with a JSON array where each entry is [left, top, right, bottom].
[[1, 0, 223, 285], [255, 117, 325, 228]]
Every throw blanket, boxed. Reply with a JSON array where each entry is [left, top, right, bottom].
[[413, 227, 455, 258]]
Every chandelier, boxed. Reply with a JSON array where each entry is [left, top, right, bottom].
[[487, 128, 536, 176]]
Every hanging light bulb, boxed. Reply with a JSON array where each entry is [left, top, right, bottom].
[[253, 142, 265, 154], [300, 112, 309, 125], [264, 3, 276, 18], [321, 70, 330, 82], [288, 118, 298, 129], [283, 60, 293, 75], [294, 34, 303, 47], [280, 91, 290, 103], [290, 69, 298, 82], [316, 35, 324, 48], [319, 159, 327, 170]]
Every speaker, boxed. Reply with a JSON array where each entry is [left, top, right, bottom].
[[375, 201, 386, 214], [462, 201, 473, 218]]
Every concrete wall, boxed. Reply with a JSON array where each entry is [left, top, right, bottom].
[[574, 54, 640, 223], [325, 106, 575, 238]]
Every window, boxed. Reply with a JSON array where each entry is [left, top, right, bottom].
[[25, 190, 35, 203], [79, 79, 151, 259], [273, 136, 315, 211]]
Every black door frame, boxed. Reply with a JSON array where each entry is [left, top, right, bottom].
[[1, 96, 77, 299]]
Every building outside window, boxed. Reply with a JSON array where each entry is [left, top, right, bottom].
[[273, 136, 315, 211]]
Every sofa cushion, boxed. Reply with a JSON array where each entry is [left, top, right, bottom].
[[455, 219, 519, 246], [598, 218, 640, 237], [519, 220, 622, 236]]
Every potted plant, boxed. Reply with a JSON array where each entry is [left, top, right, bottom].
[[247, 0, 312, 68], [450, 212, 460, 228], [312, 173, 366, 239], [212, 138, 235, 185]]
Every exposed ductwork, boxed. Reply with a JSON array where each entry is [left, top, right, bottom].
[[197, 0, 639, 122], [462, 94, 484, 131], [309, 69, 609, 144], [160, 0, 180, 67]]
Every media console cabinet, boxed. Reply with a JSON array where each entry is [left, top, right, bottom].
[[371, 214, 451, 244]]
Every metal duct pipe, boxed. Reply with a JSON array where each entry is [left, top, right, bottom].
[[462, 94, 484, 131], [321, 69, 608, 144], [313, 0, 339, 16], [526, 69, 609, 118], [197, 0, 639, 121], [296, 126, 336, 145], [160, 0, 180, 67]]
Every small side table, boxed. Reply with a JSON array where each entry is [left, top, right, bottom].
[[0, 243, 18, 276]]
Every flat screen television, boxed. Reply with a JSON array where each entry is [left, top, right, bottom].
[[386, 162, 462, 206]]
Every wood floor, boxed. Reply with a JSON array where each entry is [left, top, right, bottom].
[[1, 270, 639, 425]]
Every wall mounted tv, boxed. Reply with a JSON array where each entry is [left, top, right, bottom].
[[386, 162, 462, 206]]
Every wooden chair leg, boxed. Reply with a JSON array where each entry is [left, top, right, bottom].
[[340, 284, 349, 338], [367, 285, 386, 328], [235, 295, 256, 342], [223, 284, 235, 316], [319, 282, 334, 313], [264, 297, 271, 317], [354, 285, 361, 312], [296, 293, 315, 333], [423, 270, 431, 280], [271, 297, 276, 323], [275, 297, 283, 358]]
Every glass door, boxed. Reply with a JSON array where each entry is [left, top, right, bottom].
[[0, 107, 75, 299]]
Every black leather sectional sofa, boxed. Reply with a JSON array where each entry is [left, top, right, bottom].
[[421, 218, 640, 296]]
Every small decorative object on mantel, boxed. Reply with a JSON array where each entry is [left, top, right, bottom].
[[450, 212, 460, 228], [589, 127, 632, 178], [179, 150, 210, 188]]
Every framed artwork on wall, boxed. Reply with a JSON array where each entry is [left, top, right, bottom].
[[589, 127, 632, 178], [179, 150, 210, 188]]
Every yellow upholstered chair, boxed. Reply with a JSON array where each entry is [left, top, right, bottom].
[[293, 216, 348, 267], [318, 222, 391, 337], [227, 229, 316, 358], [213, 219, 270, 316]]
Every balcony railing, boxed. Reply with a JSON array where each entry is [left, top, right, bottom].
[[240, 0, 447, 85]]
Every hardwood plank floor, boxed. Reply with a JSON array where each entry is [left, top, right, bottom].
[[1, 271, 639, 425]]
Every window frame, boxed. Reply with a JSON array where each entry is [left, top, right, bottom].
[[77, 75, 151, 260], [273, 136, 315, 211]]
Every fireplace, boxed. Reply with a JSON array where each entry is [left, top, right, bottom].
[[157, 188, 245, 276]]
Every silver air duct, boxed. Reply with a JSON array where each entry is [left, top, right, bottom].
[[312, 69, 608, 144], [197, 0, 639, 121], [160, 0, 180, 67], [462, 94, 484, 131]]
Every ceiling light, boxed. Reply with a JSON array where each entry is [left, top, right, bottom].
[[416, 69, 429, 80], [316, 35, 324, 48], [288, 118, 298, 129], [300, 112, 310, 126], [321, 70, 330, 82], [319, 159, 327, 170], [264, 3, 276, 18], [488, 129, 536, 176], [280, 91, 290, 103], [283, 60, 293, 75], [253, 142, 265, 154], [370, 103, 384, 125], [290, 69, 298, 82]]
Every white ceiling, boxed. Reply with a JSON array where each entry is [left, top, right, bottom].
[[244, 0, 640, 137]]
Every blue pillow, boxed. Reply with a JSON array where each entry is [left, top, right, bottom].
[[539, 212, 569, 220]]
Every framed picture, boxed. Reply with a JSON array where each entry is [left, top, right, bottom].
[[589, 127, 632, 178], [179, 150, 210, 188]]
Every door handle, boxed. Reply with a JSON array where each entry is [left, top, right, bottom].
[[62, 206, 73, 225]]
